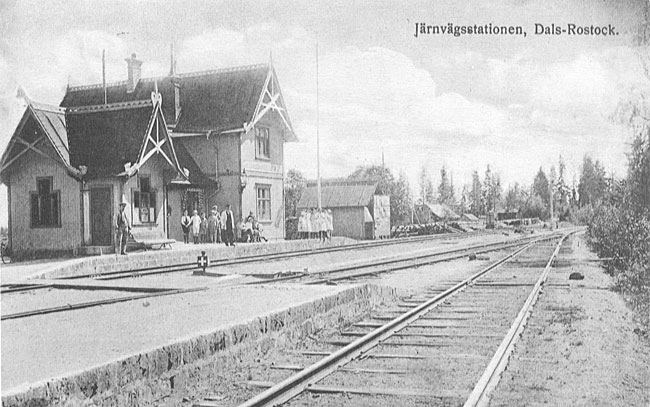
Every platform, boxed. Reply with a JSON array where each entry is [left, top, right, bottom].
[[1, 276, 395, 405], [0, 237, 355, 283]]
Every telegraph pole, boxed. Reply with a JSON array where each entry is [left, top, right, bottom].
[[316, 42, 322, 210], [549, 179, 554, 230]]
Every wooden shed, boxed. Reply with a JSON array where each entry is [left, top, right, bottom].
[[297, 179, 390, 240], [414, 202, 460, 223]]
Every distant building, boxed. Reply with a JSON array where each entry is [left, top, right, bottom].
[[1, 54, 296, 258], [297, 179, 390, 240], [414, 203, 460, 223], [497, 209, 519, 221], [460, 213, 479, 222]]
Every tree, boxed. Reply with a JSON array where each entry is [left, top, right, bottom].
[[470, 170, 483, 215], [504, 182, 527, 211], [348, 165, 412, 226], [459, 185, 470, 215], [438, 165, 455, 208], [532, 167, 550, 205], [627, 134, 650, 213], [419, 166, 435, 204], [482, 165, 501, 213], [284, 169, 306, 220], [578, 155, 607, 207], [393, 171, 413, 225]]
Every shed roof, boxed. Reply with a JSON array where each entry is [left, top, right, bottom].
[[297, 179, 379, 208], [61, 64, 292, 136], [418, 203, 460, 220], [461, 213, 479, 222]]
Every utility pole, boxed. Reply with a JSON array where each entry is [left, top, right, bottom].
[[549, 179, 554, 230], [316, 42, 322, 210]]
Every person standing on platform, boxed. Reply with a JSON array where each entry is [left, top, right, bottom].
[[326, 209, 333, 241], [297, 209, 306, 239], [208, 206, 220, 243], [181, 209, 191, 244], [221, 204, 236, 246], [190, 210, 201, 244], [115, 198, 131, 255], [317, 209, 327, 242], [199, 212, 208, 243], [309, 208, 317, 239]]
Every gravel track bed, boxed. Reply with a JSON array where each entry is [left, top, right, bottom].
[[224, 241, 560, 407], [199, 233, 517, 278]]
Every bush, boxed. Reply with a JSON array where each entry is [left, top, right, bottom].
[[568, 204, 593, 226], [587, 201, 650, 330]]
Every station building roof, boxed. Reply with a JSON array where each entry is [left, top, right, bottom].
[[61, 64, 295, 139]]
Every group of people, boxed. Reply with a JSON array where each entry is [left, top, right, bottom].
[[181, 204, 237, 246], [181, 205, 264, 246], [297, 208, 333, 241]]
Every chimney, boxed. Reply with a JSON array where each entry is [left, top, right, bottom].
[[124, 53, 142, 93], [169, 44, 181, 123]]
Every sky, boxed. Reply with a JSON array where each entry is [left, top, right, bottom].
[[0, 0, 648, 227]]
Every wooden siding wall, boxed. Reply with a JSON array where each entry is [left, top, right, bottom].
[[7, 148, 81, 255], [240, 114, 286, 240], [215, 133, 241, 176], [241, 176, 284, 239], [331, 207, 365, 240]]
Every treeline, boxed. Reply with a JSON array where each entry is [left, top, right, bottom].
[[586, 131, 649, 328], [284, 154, 612, 228], [415, 155, 609, 225]]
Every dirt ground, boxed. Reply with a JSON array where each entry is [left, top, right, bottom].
[[490, 233, 650, 406]]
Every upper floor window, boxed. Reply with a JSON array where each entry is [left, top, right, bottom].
[[30, 177, 61, 228], [133, 176, 157, 224], [255, 127, 270, 159]]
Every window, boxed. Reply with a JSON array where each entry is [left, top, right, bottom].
[[30, 178, 61, 227], [133, 176, 157, 224], [256, 185, 271, 221], [255, 127, 270, 159]]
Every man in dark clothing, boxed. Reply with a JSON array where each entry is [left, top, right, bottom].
[[115, 199, 131, 255], [221, 204, 236, 246]]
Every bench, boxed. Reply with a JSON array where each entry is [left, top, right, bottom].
[[128, 229, 175, 251]]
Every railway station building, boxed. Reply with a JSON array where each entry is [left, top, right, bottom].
[[0, 54, 296, 258]]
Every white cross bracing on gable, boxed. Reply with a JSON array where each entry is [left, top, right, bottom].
[[248, 69, 293, 133], [0, 134, 46, 173], [136, 97, 175, 170]]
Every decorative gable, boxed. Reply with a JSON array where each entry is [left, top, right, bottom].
[[247, 66, 297, 141]]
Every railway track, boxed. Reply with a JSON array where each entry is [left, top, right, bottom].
[[246, 232, 553, 285], [59, 230, 496, 281], [194, 230, 576, 407]]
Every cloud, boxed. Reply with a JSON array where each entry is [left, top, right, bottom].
[[303, 46, 508, 136], [177, 29, 251, 72]]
